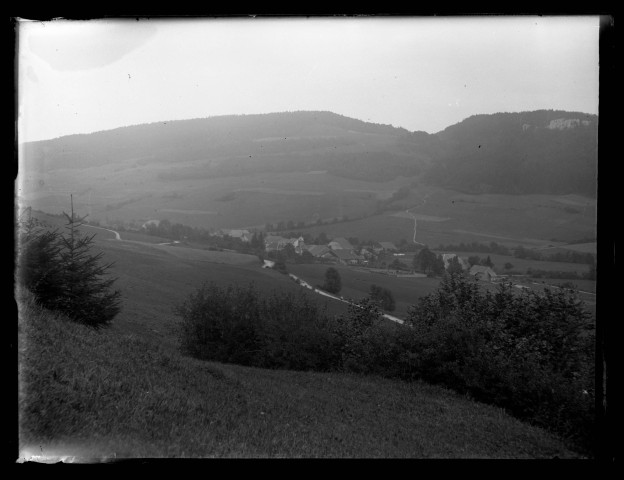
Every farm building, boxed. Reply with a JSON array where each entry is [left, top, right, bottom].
[[264, 235, 289, 252], [265, 235, 306, 254], [378, 241, 398, 252], [265, 235, 287, 244], [215, 229, 251, 242], [288, 236, 306, 254], [469, 265, 497, 282], [328, 237, 354, 251], [333, 249, 364, 266], [305, 245, 338, 261], [227, 229, 251, 242]]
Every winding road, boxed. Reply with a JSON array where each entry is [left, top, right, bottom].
[[83, 224, 121, 240], [287, 273, 405, 325], [404, 192, 432, 246]]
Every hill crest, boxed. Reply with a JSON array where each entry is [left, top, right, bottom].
[[20, 109, 597, 196]]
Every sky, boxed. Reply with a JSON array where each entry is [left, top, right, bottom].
[[17, 15, 600, 143]]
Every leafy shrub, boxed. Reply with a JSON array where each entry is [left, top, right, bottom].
[[272, 259, 288, 274], [405, 273, 595, 453], [176, 283, 341, 371], [322, 267, 342, 294], [369, 284, 396, 311]]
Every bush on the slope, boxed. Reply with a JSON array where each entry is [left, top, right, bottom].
[[369, 284, 396, 311], [405, 273, 595, 452], [175, 283, 342, 371]]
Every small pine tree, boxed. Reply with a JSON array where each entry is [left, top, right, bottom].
[[54, 196, 122, 327], [482, 255, 494, 268]]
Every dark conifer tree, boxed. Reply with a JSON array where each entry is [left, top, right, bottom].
[[16, 209, 64, 307], [54, 196, 122, 327]]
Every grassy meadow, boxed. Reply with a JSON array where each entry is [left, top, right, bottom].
[[18, 289, 582, 459]]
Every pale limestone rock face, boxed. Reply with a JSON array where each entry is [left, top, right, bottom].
[[546, 118, 590, 130]]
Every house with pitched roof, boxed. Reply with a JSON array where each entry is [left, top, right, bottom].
[[469, 265, 497, 282], [265, 235, 306, 254], [305, 245, 338, 261], [333, 249, 364, 266], [328, 237, 354, 251], [288, 236, 306, 254], [378, 241, 398, 252], [264, 235, 289, 252], [228, 229, 251, 243]]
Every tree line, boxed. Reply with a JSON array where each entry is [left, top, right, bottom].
[[437, 241, 595, 265]]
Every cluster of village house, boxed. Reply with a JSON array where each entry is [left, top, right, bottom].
[[220, 229, 499, 282]]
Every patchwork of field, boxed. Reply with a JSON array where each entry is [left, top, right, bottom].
[[296, 188, 596, 248], [19, 169, 411, 230]]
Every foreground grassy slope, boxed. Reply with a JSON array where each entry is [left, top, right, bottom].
[[17, 290, 581, 459]]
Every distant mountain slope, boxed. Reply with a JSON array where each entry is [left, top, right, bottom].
[[20, 109, 597, 196], [422, 110, 598, 197], [21, 111, 426, 182]]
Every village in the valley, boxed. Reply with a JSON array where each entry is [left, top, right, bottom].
[[216, 228, 499, 282]]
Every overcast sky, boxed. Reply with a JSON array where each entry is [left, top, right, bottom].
[[17, 16, 600, 143]]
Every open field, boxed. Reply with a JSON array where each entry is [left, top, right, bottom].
[[542, 242, 597, 255], [20, 160, 596, 247], [18, 292, 583, 459], [18, 168, 411, 231], [294, 187, 596, 248], [440, 252, 594, 276]]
